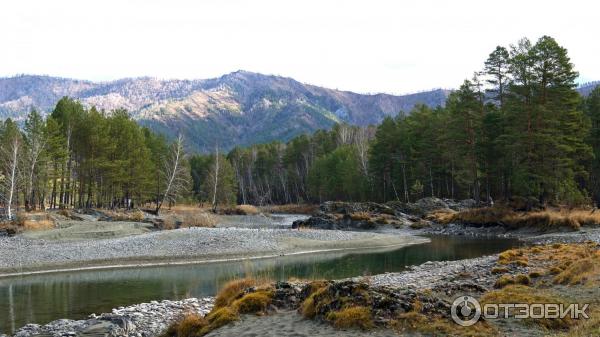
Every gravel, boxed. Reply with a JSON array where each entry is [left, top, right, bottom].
[[0, 226, 426, 275], [10, 297, 214, 337]]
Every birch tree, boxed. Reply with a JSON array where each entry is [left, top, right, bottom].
[[23, 109, 47, 210], [1, 120, 22, 220], [155, 134, 189, 214]]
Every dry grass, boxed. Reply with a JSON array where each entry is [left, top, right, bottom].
[[164, 278, 275, 337], [555, 308, 600, 337], [232, 290, 272, 314], [15, 212, 55, 230], [236, 204, 260, 215], [392, 310, 496, 336], [349, 212, 371, 221], [327, 306, 374, 330], [214, 278, 257, 308], [162, 211, 218, 230], [219, 204, 261, 215], [260, 204, 318, 215], [553, 255, 600, 285], [101, 209, 145, 222], [480, 285, 574, 330], [204, 307, 238, 330], [181, 213, 218, 228], [428, 206, 600, 230]]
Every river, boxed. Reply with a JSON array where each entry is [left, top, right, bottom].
[[0, 235, 519, 334]]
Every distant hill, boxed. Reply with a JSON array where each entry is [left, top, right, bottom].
[[578, 81, 600, 96], [0, 71, 445, 151]]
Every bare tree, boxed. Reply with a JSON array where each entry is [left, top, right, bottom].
[[23, 111, 47, 211], [353, 126, 374, 177], [1, 136, 21, 219], [211, 145, 219, 212], [155, 134, 188, 214]]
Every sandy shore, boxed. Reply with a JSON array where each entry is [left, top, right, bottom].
[[0, 224, 428, 277], [204, 310, 398, 337]]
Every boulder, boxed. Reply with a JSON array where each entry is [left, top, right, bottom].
[[292, 216, 337, 230]]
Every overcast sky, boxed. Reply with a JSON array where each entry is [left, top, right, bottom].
[[1, 0, 598, 94]]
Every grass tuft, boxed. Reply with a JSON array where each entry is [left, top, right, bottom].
[[327, 306, 374, 330]]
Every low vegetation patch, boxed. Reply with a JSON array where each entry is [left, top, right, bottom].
[[163, 278, 274, 337], [220, 204, 260, 215], [327, 306, 374, 330], [260, 204, 318, 214], [162, 211, 218, 230], [100, 209, 146, 222], [481, 285, 574, 330], [14, 212, 55, 231], [429, 206, 600, 231]]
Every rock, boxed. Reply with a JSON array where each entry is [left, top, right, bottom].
[[319, 201, 394, 215], [292, 216, 336, 230], [11, 298, 215, 337]]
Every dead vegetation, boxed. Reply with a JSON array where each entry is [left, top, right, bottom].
[[428, 206, 600, 230], [481, 285, 574, 330], [13, 212, 55, 231], [163, 278, 274, 337], [100, 209, 146, 222], [260, 204, 318, 215], [219, 204, 260, 215], [161, 209, 218, 230]]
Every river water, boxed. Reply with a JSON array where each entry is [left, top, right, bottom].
[[0, 235, 519, 334]]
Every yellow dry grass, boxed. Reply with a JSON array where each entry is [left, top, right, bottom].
[[428, 207, 600, 230], [261, 204, 318, 214], [15, 212, 55, 230]]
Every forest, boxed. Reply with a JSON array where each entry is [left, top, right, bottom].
[[190, 36, 600, 207], [2, 36, 600, 218]]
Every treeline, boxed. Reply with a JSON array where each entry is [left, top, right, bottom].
[[191, 36, 600, 206], [0, 98, 188, 218]]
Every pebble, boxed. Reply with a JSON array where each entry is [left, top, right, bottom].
[[10, 297, 214, 337]]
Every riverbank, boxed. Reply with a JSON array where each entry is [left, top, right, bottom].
[[0, 225, 427, 277], [171, 240, 600, 337], [15, 236, 596, 337]]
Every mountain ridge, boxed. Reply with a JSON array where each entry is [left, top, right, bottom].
[[2, 71, 596, 152]]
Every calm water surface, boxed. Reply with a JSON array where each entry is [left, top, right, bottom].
[[0, 235, 519, 333]]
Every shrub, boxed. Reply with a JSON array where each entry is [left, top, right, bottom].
[[327, 306, 374, 330]]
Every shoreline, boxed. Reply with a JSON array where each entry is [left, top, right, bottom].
[[0, 240, 426, 279]]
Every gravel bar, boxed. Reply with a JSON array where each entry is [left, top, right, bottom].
[[0, 227, 427, 276]]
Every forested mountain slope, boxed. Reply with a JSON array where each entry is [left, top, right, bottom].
[[0, 71, 449, 151]]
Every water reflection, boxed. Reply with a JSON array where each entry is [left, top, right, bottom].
[[0, 235, 519, 333]]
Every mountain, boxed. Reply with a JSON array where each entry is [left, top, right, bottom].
[[578, 81, 600, 96], [1, 71, 450, 151]]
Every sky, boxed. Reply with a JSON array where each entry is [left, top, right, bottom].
[[0, 0, 599, 94]]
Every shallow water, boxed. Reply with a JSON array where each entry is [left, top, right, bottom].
[[0, 235, 519, 334]]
